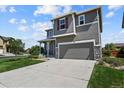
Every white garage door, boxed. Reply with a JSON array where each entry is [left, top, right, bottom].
[[0, 49, 3, 54]]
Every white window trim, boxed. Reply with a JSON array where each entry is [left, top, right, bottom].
[[78, 14, 85, 26], [58, 39, 96, 59], [59, 17, 66, 30]]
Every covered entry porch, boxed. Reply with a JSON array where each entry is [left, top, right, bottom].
[[39, 38, 55, 57]]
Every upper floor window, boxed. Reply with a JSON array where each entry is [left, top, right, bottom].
[[79, 15, 85, 25], [49, 31, 53, 37], [47, 31, 53, 38], [59, 18, 66, 30]]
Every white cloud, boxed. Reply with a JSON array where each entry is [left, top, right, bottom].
[[22, 38, 39, 49], [9, 18, 17, 24], [63, 6, 72, 13], [102, 30, 124, 47], [33, 5, 61, 17], [32, 31, 46, 39], [0, 5, 8, 12], [18, 25, 29, 32], [9, 18, 30, 32], [9, 7, 16, 13], [106, 11, 114, 18], [20, 19, 27, 24], [108, 5, 123, 11], [33, 5, 72, 17], [31, 21, 52, 32], [31, 21, 52, 39], [106, 5, 123, 18]]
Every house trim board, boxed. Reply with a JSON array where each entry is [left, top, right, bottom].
[[97, 9, 102, 58], [72, 13, 76, 34]]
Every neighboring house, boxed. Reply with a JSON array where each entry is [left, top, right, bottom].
[[113, 43, 124, 49], [111, 43, 124, 57], [0, 36, 12, 54], [122, 13, 124, 28], [39, 7, 102, 60]]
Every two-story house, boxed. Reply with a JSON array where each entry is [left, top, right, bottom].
[[0, 36, 12, 54], [39, 7, 102, 60]]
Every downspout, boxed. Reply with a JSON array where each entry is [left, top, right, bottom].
[[72, 13, 76, 35]]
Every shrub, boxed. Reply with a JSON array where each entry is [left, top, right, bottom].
[[102, 50, 111, 57], [117, 47, 124, 58], [28, 55, 39, 59], [102, 57, 124, 67], [98, 59, 104, 65]]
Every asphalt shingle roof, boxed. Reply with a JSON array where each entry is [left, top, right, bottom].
[[0, 36, 13, 41]]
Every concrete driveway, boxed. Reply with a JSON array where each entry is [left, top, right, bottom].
[[0, 59, 96, 88]]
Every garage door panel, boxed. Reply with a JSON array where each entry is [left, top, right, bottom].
[[59, 42, 94, 60], [63, 48, 90, 59]]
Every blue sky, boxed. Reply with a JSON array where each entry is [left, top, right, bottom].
[[0, 5, 124, 49]]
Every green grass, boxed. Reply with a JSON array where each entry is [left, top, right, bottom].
[[88, 64, 124, 88], [0, 57, 44, 73]]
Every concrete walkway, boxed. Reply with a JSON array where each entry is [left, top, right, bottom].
[[0, 59, 96, 88]]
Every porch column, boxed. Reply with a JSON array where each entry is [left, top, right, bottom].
[[47, 42, 49, 57], [39, 42, 41, 55], [38, 42, 42, 58]]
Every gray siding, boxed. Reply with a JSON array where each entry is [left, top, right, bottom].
[[56, 36, 75, 47], [59, 42, 94, 60], [75, 10, 97, 26], [75, 23, 99, 44], [53, 14, 74, 35], [56, 22, 99, 47]]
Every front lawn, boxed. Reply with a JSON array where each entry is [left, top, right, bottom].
[[0, 57, 44, 73], [88, 64, 124, 88]]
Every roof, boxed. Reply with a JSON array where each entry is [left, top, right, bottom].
[[45, 28, 53, 32], [0, 36, 13, 41], [51, 6, 102, 32], [113, 43, 124, 47], [51, 12, 75, 21], [51, 6, 101, 20], [122, 12, 124, 28], [38, 38, 55, 43]]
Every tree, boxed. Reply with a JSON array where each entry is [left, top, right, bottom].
[[117, 47, 124, 58], [103, 43, 116, 57], [105, 43, 116, 50], [7, 38, 25, 54], [29, 45, 43, 55]]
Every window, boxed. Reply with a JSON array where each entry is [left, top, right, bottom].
[[79, 15, 85, 25], [0, 46, 3, 49], [59, 18, 65, 30], [47, 31, 53, 38], [49, 31, 53, 37]]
